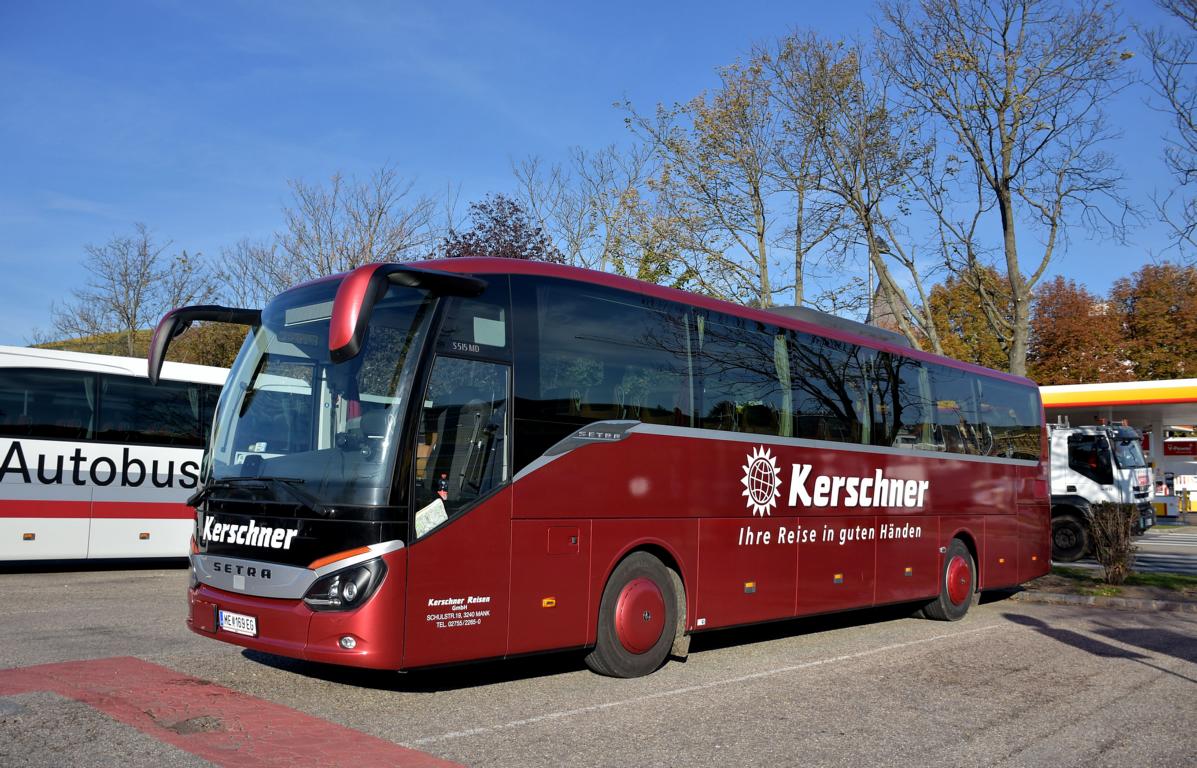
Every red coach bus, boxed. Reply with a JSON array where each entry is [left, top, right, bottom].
[[150, 259, 1049, 678]]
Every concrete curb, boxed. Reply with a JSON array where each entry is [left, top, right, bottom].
[[1008, 589, 1197, 614]]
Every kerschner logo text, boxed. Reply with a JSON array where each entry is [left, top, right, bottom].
[[741, 447, 930, 513], [788, 464, 929, 508], [201, 517, 299, 549]]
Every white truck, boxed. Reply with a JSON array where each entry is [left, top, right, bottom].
[[1049, 422, 1155, 562]]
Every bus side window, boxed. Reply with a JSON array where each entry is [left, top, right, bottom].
[[870, 353, 938, 450], [927, 363, 985, 456], [414, 356, 510, 538], [0, 369, 95, 440], [435, 281, 511, 356], [695, 314, 787, 435], [790, 333, 870, 445], [978, 379, 1041, 460]]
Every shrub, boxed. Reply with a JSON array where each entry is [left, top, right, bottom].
[[1089, 502, 1138, 585]]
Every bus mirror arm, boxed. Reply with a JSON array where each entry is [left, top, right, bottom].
[[148, 305, 262, 385], [329, 263, 487, 363]]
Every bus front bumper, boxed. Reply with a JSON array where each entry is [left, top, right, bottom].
[[186, 552, 406, 670]]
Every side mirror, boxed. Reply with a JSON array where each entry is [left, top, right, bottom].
[[148, 305, 262, 384]]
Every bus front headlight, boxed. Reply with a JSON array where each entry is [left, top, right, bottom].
[[303, 558, 386, 611]]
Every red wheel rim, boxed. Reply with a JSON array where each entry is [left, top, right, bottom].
[[614, 577, 666, 654], [946, 554, 972, 605]]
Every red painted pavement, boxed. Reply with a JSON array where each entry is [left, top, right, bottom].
[[0, 656, 460, 767]]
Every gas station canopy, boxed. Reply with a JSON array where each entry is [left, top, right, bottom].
[[1041, 379, 1197, 428], [1041, 379, 1197, 518]]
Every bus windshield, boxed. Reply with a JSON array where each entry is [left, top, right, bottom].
[[205, 280, 435, 510]]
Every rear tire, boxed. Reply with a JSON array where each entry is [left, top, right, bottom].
[[584, 552, 679, 678], [923, 538, 975, 622], [1051, 514, 1088, 562]]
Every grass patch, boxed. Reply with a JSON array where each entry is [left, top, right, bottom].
[[1046, 567, 1123, 596], [1049, 566, 1197, 594], [1124, 571, 1197, 591]]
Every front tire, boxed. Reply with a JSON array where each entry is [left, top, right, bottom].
[[585, 552, 679, 678], [923, 538, 975, 622], [1051, 514, 1088, 562]]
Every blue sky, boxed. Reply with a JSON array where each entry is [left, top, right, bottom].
[[0, 0, 1184, 345]]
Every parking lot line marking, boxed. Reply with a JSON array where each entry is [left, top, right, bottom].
[[405, 622, 1004, 747], [0, 656, 458, 768]]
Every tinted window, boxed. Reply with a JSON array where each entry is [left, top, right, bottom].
[[435, 279, 511, 357], [790, 333, 870, 444], [98, 375, 208, 447], [870, 353, 937, 450], [520, 281, 692, 428], [928, 363, 985, 455], [414, 356, 510, 537], [694, 314, 790, 435], [228, 356, 315, 457], [979, 378, 1041, 460], [0, 368, 95, 440]]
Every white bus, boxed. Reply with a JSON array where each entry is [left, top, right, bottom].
[[0, 345, 227, 560]]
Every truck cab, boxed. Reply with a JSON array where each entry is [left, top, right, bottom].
[[1049, 423, 1155, 561]]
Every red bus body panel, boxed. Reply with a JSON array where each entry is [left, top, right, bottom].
[[184, 259, 1050, 671]]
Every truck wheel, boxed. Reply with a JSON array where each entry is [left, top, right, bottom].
[[584, 552, 679, 678], [922, 538, 975, 622], [1051, 515, 1088, 562]]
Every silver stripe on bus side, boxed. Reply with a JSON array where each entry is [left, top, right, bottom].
[[512, 419, 1039, 483], [193, 539, 404, 600], [628, 423, 1042, 466]]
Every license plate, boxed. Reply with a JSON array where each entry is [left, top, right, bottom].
[[218, 610, 258, 637]]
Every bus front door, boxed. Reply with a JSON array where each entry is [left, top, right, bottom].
[[402, 355, 513, 669]]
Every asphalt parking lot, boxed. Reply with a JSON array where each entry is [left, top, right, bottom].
[[1, 564, 1195, 768]]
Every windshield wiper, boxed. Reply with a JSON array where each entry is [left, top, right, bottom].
[[196, 476, 334, 517]]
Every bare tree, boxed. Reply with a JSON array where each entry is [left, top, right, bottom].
[[756, 37, 844, 307], [626, 60, 788, 307], [879, 0, 1134, 376], [213, 164, 436, 305], [52, 223, 215, 356], [513, 144, 654, 272], [215, 238, 284, 308], [1144, 0, 1197, 252], [769, 33, 943, 352], [279, 164, 436, 281]]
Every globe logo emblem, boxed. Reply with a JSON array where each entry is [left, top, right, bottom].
[[741, 446, 782, 516]]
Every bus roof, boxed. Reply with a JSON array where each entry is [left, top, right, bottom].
[[0, 344, 228, 386], [407, 258, 1038, 391]]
